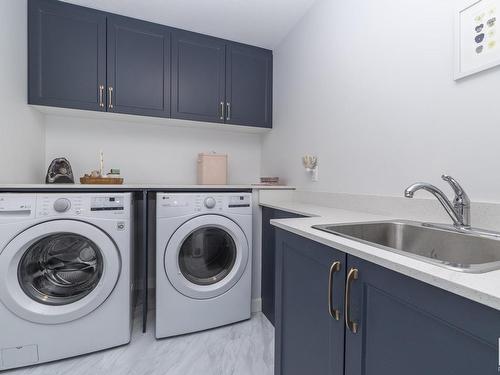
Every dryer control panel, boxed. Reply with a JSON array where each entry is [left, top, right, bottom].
[[227, 195, 251, 208], [157, 193, 252, 218]]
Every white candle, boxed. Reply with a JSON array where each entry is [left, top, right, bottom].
[[99, 150, 104, 177]]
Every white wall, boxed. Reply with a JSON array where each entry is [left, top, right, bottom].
[[263, 0, 500, 202], [45, 115, 262, 185], [0, 0, 45, 183]]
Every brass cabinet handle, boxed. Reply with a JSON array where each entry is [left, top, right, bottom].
[[226, 102, 231, 121], [328, 261, 341, 320], [220, 101, 225, 120], [98, 85, 105, 108], [345, 268, 359, 333], [108, 87, 114, 109]]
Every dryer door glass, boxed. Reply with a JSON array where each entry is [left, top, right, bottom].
[[18, 233, 103, 306], [179, 227, 237, 285]]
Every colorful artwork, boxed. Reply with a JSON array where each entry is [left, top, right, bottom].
[[455, 0, 500, 79], [474, 7, 496, 55]]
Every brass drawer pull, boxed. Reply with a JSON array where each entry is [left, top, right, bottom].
[[345, 268, 359, 333], [328, 261, 341, 320]]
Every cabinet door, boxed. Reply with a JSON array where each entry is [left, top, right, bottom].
[[107, 16, 171, 117], [275, 229, 346, 375], [261, 207, 305, 326], [28, 0, 106, 111], [171, 31, 226, 123], [226, 44, 273, 128], [345, 256, 500, 375]]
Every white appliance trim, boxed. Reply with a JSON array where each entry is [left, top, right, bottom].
[[0, 219, 121, 324], [164, 214, 249, 300]]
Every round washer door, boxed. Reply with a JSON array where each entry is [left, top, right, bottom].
[[164, 215, 249, 300], [0, 220, 121, 324]]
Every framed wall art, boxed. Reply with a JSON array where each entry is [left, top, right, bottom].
[[455, 0, 500, 79]]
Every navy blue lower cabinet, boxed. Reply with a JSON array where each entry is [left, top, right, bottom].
[[28, 0, 107, 111], [261, 207, 305, 325], [345, 255, 500, 375], [107, 15, 171, 117], [275, 229, 346, 375]]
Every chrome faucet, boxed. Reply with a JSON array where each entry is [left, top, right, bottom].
[[405, 175, 471, 229]]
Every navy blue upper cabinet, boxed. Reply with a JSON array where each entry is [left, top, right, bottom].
[[28, 0, 273, 128], [107, 16, 171, 117], [275, 229, 346, 375], [345, 256, 500, 375], [171, 31, 226, 123], [171, 35, 273, 127], [226, 43, 273, 128], [28, 0, 106, 111]]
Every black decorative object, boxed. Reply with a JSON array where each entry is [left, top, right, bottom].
[[45, 158, 75, 184]]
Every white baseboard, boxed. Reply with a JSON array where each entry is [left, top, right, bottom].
[[251, 298, 262, 313], [144, 286, 262, 314]]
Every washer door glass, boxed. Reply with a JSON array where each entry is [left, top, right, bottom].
[[18, 233, 103, 306], [179, 227, 236, 286]]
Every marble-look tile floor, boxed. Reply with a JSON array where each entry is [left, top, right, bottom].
[[7, 313, 274, 375]]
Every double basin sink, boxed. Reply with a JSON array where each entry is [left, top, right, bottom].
[[313, 220, 500, 273]]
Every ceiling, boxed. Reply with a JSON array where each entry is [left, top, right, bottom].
[[60, 0, 317, 49]]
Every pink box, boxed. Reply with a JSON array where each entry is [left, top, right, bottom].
[[197, 153, 228, 185]]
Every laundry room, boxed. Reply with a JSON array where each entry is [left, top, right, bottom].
[[2, 0, 500, 374]]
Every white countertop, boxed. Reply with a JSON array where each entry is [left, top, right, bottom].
[[0, 184, 294, 191], [261, 200, 500, 312]]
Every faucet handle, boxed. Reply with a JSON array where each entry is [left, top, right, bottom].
[[441, 175, 468, 199]]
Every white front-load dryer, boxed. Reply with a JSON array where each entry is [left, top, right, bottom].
[[156, 193, 252, 338], [0, 193, 134, 371]]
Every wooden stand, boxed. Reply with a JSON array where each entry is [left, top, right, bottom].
[[80, 177, 124, 185]]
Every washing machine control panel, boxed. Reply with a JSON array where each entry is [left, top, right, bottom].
[[35, 194, 129, 218], [37, 195, 84, 217], [90, 196, 125, 212], [0, 195, 36, 222], [53, 198, 71, 212], [204, 197, 216, 209]]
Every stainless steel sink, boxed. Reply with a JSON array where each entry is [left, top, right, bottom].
[[312, 220, 500, 273]]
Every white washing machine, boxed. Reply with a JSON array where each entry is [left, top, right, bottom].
[[0, 193, 134, 371], [156, 193, 252, 338]]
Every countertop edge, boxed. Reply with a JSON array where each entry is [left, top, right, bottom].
[[258, 201, 320, 217], [0, 184, 295, 192], [263, 200, 500, 312]]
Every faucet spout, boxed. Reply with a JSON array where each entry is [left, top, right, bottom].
[[404, 182, 464, 227], [404, 188, 415, 198]]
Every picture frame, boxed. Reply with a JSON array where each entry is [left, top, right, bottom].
[[455, 0, 500, 80]]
